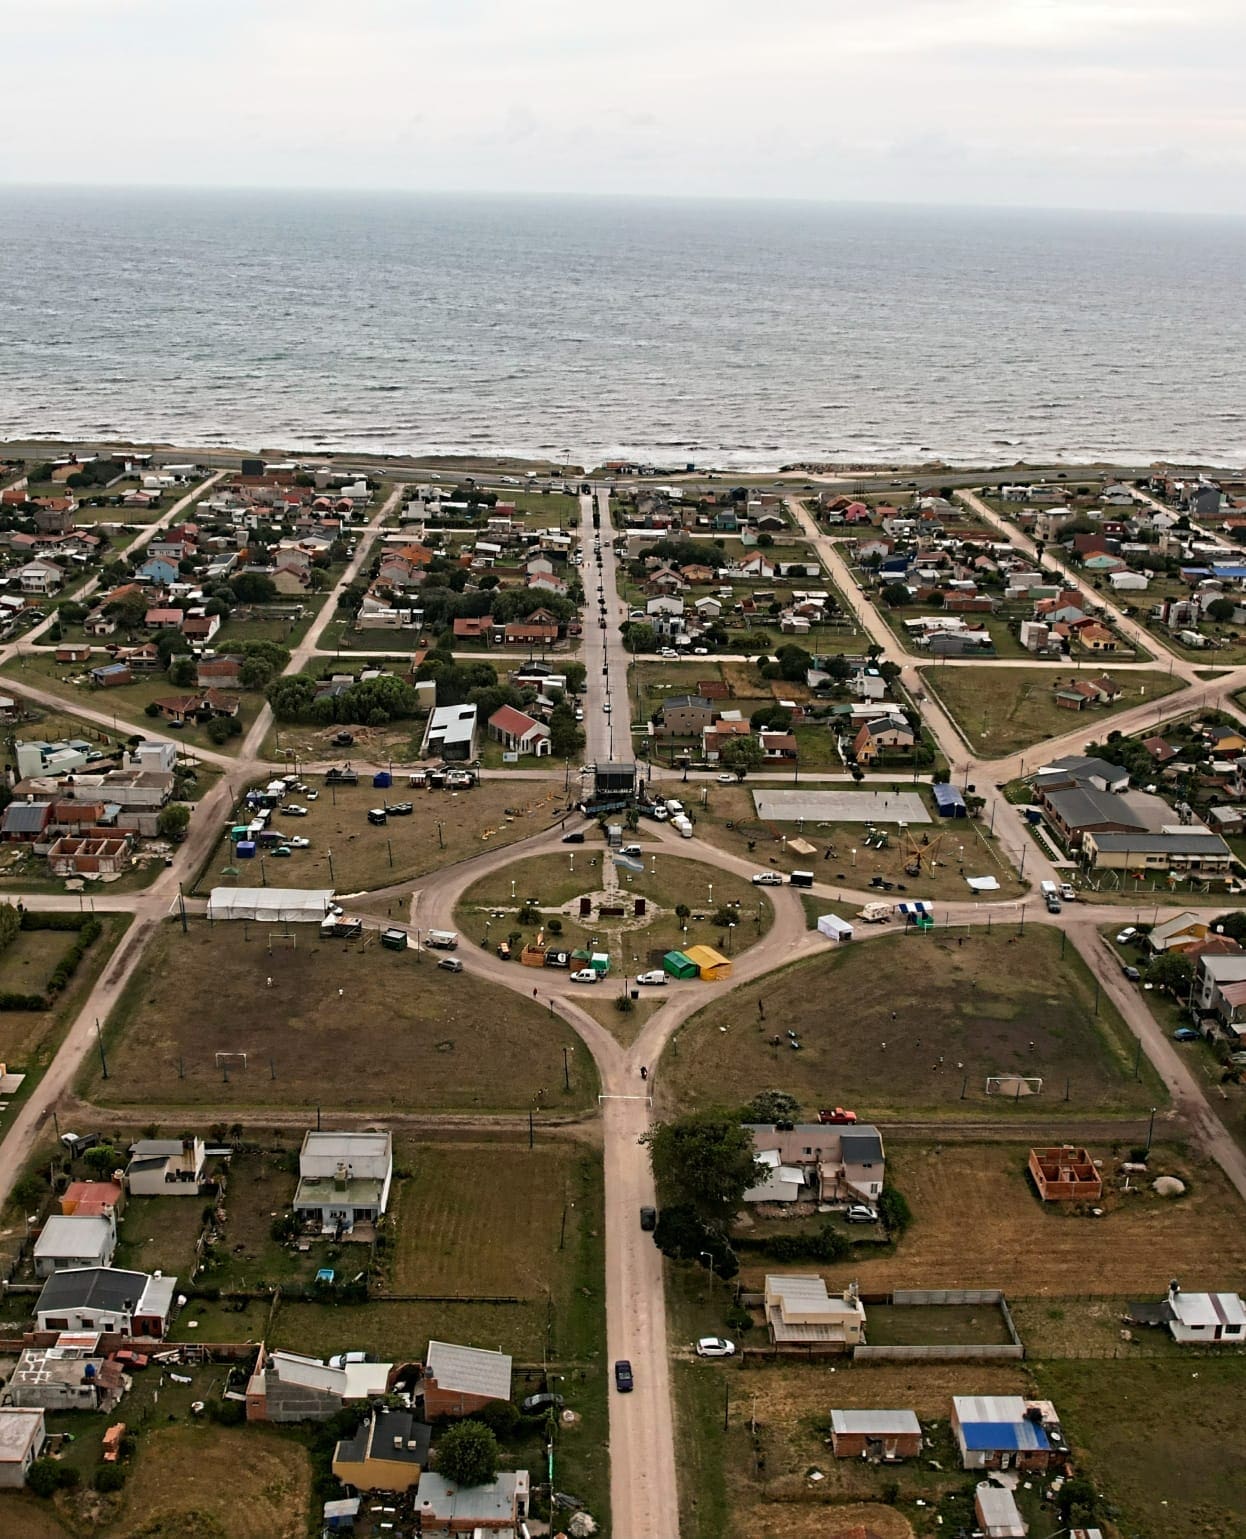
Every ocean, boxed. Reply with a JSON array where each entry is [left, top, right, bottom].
[[1, 187, 1244, 469]]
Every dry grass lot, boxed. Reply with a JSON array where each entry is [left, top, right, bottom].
[[661, 927, 1162, 1119], [195, 774, 568, 895], [1035, 1358, 1246, 1539], [113, 1194, 209, 1279], [88, 920, 595, 1113], [921, 664, 1183, 758], [113, 1423, 310, 1539], [777, 1141, 1246, 1298]]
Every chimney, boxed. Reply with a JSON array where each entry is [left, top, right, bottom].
[[334, 1162, 348, 1192]]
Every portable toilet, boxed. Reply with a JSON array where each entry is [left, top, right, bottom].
[[662, 950, 698, 980], [373, 770, 392, 789], [236, 840, 256, 859]]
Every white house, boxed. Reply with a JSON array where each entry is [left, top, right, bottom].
[[15, 559, 65, 595], [35, 1268, 179, 1338], [421, 703, 477, 762], [125, 1137, 206, 1196], [34, 1216, 116, 1278], [0, 1409, 46, 1488], [1164, 1282, 1246, 1344], [294, 1130, 393, 1233]]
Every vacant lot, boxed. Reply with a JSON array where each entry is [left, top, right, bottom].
[[865, 1302, 1014, 1346], [112, 1193, 208, 1279], [1036, 1358, 1246, 1539], [796, 1141, 1246, 1298], [88, 920, 596, 1113], [0, 651, 264, 756], [662, 927, 1163, 1119], [195, 774, 568, 895], [114, 1423, 310, 1539], [922, 665, 1183, 759]]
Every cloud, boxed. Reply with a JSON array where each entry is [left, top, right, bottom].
[[0, 0, 1242, 212]]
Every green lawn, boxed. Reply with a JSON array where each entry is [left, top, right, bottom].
[[922, 664, 1184, 758]]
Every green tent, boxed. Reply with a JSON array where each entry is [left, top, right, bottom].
[[663, 950, 698, 980]]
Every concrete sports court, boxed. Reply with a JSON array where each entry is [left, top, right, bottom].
[[752, 789, 930, 824]]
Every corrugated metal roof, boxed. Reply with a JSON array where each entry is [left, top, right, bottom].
[[831, 1409, 920, 1435], [425, 1340, 511, 1400]]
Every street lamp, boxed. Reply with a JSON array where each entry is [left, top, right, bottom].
[[699, 1249, 715, 1299]]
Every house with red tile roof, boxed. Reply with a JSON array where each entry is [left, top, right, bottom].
[[487, 705, 551, 757]]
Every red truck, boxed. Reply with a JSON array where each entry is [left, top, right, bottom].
[[818, 1107, 858, 1125]]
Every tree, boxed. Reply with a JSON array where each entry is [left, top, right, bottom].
[[206, 715, 242, 744], [652, 1203, 738, 1278], [877, 1185, 912, 1233], [239, 655, 275, 690], [84, 1144, 121, 1178], [621, 621, 658, 654], [549, 703, 584, 759], [743, 1090, 801, 1124], [157, 803, 191, 842], [643, 1111, 759, 1224], [231, 572, 277, 604], [1146, 951, 1194, 997], [27, 1459, 78, 1497], [0, 901, 21, 955], [881, 582, 912, 608], [168, 656, 196, 688], [720, 736, 764, 782], [1206, 597, 1236, 623], [436, 1420, 499, 1487], [1213, 910, 1246, 944]]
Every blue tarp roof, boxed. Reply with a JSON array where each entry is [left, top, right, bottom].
[[961, 1420, 1050, 1452], [931, 782, 966, 812], [1211, 565, 1246, 579]]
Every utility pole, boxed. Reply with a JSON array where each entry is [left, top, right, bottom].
[[95, 1018, 108, 1079]]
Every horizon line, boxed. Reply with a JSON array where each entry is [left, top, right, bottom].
[[3, 181, 1245, 223]]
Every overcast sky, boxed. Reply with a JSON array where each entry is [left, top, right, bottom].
[[2, 0, 1243, 213]]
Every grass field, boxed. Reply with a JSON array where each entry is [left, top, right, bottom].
[[0, 914, 129, 1069], [864, 1302, 1014, 1346], [1034, 1358, 1246, 1539], [0, 650, 264, 756], [112, 1193, 209, 1279], [686, 781, 1027, 900], [194, 773, 569, 896], [788, 1140, 1246, 1298], [87, 920, 596, 1113], [921, 664, 1184, 758], [661, 926, 1162, 1119], [116, 1423, 310, 1539]]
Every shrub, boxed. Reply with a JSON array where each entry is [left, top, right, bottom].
[[877, 1185, 912, 1234], [614, 994, 634, 1013], [94, 1464, 127, 1492], [725, 1303, 754, 1335]]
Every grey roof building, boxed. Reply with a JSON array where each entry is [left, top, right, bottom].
[[415, 1469, 530, 1532], [424, 1340, 512, 1402]]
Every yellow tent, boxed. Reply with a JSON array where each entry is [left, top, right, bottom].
[[683, 944, 732, 981]]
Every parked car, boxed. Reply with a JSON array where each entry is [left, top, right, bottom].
[[1173, 1027, 1202, 1042], [636, 970, 667, 986], [1122, 964, 1141, 982], [1116, 927, 1138, 945], [304, 788, 319, 800], [437, 957, 464, 973], [845, 1204, 879, 1224], [280, 804, 308, 817], [751, 871, 783, 885], [614, 1360, 634, 1392], [570, 968, 600, 984], [109, 1350, 149, 1371], [521, 1392, 566, 1414], [716, 772, 735, 783], [695, 1337, 735, 1358], [270, 845, 293, 857], [639, 1206, 657, 1231], [287, 836, 311, 849], [367, 808, 387, 825], [621, 844, 643, 857], [562, 831, 585, 844]]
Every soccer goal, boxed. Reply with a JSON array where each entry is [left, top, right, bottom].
[[215, 1052, 248, 1072], [985, 1074, 1043, 1098], [266, 932, 297, 952]]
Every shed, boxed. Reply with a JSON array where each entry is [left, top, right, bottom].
[[683, 943, 732, 981], [975, 1482, 1028, 1537], [817, 914, 854, 943], [932, 782, 967, 818], [663, 950, 698, 980], [830, 1408, 922, 1460]]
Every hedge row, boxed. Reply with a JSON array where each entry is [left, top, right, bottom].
[[0, 916, 104, 1011], [19, 911, 96, 933]]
